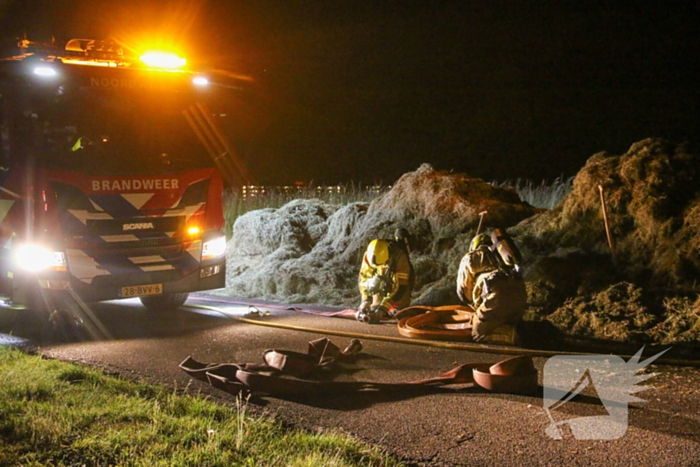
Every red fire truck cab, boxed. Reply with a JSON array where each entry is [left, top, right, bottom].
[[0, 39, 229, 312]]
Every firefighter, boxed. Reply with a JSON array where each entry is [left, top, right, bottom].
[[456, 229, 527, 342], [357, 228, 415, 323]]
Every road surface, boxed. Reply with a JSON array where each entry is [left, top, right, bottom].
[[2, 293, 699, 466]]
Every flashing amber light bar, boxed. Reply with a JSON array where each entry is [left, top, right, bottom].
[[140, 52, 187, 69], [61, 59, 123, 68]]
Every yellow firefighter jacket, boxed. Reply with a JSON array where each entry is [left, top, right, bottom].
[[358, 240, 414, 313]]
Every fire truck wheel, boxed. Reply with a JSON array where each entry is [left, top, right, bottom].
[[139, 292, 189, 311]]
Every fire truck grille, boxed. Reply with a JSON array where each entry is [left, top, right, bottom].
[[87, 216, 185, 235], [106, 236, 181, 250], [91, 242, 185, 260]]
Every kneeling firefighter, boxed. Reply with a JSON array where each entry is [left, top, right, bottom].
[[456, 228, 527, 342], [357, 228, 415, 323]]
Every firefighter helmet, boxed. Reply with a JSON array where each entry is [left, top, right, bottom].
[[394, 227, 411, 253], [394, 227, 409, 242], [367, 239, 390, 267], [469, 233, 492, 252]]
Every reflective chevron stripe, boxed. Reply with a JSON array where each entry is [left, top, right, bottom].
[[0, 199, 15, 224], [102, 234, 140, 242], [140, 265, 175, 272], [128, 255, 166, 264]]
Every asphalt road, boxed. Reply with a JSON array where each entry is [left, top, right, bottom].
[[2, 293, 699, 466]]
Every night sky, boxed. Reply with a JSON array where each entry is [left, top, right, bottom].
[[2, 1, 699, 185]]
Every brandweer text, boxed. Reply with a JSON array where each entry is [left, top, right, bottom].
[[91, 179, 179, 191]]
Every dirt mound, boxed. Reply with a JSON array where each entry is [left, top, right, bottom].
[[224, 164, 539, 306]]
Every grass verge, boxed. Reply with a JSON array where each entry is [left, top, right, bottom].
[[0, 347, 401, 467]]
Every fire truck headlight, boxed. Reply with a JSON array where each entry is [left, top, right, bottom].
[[193, 76, 209, 86], [34, 66, 57, 77], [202, 236, 226, 260], [16, 245, 66, 272]]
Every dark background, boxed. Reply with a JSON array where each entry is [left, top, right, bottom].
[[2, 0, 699, 185]]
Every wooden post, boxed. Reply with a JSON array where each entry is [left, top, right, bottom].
[[598, 184, 616, 264], [475, 210, 488, 236]]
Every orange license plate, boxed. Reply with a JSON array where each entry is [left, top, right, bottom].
[[121, 283, 163, 298]]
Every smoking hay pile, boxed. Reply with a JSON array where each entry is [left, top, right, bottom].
[[224, 163, 538, 306], [224, 139, 700, 347]]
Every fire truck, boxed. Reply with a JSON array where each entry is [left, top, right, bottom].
[[0, 38, 240, 314]]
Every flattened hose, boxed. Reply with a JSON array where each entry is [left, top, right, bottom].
[[184, 304, 700, 367]]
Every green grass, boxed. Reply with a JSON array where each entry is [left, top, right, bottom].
[[0, 347, 401, 467]]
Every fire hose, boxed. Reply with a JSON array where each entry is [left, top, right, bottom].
[[180, 336, 540, 398], [183, 303, 700, 367]]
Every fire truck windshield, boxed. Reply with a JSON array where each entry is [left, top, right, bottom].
[[3, 83, 215, 176]]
